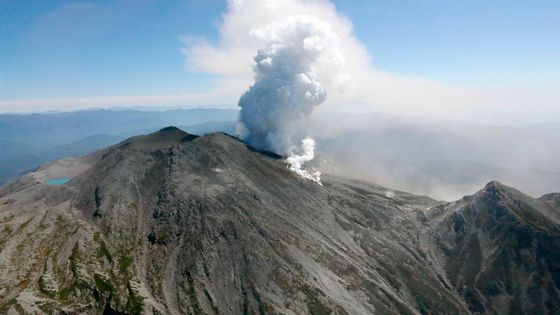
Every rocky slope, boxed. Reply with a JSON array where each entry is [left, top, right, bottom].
[[0, 127, 558, 314], [424, 182, 560, 314]]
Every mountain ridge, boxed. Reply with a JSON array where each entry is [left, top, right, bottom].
[[0, 127, 558, 314]]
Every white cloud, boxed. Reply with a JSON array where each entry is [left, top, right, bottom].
[[5, 0, 558, 121], [183, 0, 560, 125]]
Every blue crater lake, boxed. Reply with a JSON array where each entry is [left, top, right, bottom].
[[46, 178, 71, 185]]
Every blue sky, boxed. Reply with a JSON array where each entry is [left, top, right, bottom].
[[1, 0, 559, 111], [335, 1, 560, 88]]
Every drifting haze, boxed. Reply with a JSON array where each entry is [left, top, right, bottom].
[[311, 112, 560, 200], [2, 109, 559, 200]]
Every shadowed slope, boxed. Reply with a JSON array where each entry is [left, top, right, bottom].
[[425, 181, 560, 314], [0, 127, 558, 314]]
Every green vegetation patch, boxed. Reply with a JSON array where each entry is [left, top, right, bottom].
[[94, 274, 113, 294], [119, 255, 133, 273], [95, 237, 113, 264], [125, 285, 144, 315]]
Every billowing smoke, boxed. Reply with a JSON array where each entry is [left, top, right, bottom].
[[286, 138, 322, 184], [237, 15, 346, 183]]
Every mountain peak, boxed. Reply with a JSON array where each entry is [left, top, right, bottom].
[[118, 126, 197, 151], [158, 125, 183, 132], [484, 180, 504, 189], [153, 125, 198, 142], [480, 180, 524, 200], [426, 181, 560, 314], [482, 180, 517, 194]]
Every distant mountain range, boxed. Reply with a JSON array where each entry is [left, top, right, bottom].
[[1, 108, 559, 200], [0, 108, 238, 184], [0, 127, 558, 314]]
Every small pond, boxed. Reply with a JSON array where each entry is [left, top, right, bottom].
[[46, 177, 71, 185]]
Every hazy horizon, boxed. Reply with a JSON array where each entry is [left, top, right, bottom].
[[1, 107, 559, 201], [1, 0, 560, 199], [1, 0, 559, 126]]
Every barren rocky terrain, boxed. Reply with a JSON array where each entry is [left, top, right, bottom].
[[0, 127, 558, 314]]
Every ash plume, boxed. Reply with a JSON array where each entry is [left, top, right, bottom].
[[237, 15, 346, 183]]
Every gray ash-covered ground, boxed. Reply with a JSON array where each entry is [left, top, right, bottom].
[[0, 127, 558, 314]]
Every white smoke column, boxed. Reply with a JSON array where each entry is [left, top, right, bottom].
[[237, 15, 346, 184], [286, 138, 322, 185]]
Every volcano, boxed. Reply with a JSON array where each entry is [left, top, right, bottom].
[[0, 127, 558, 314]]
